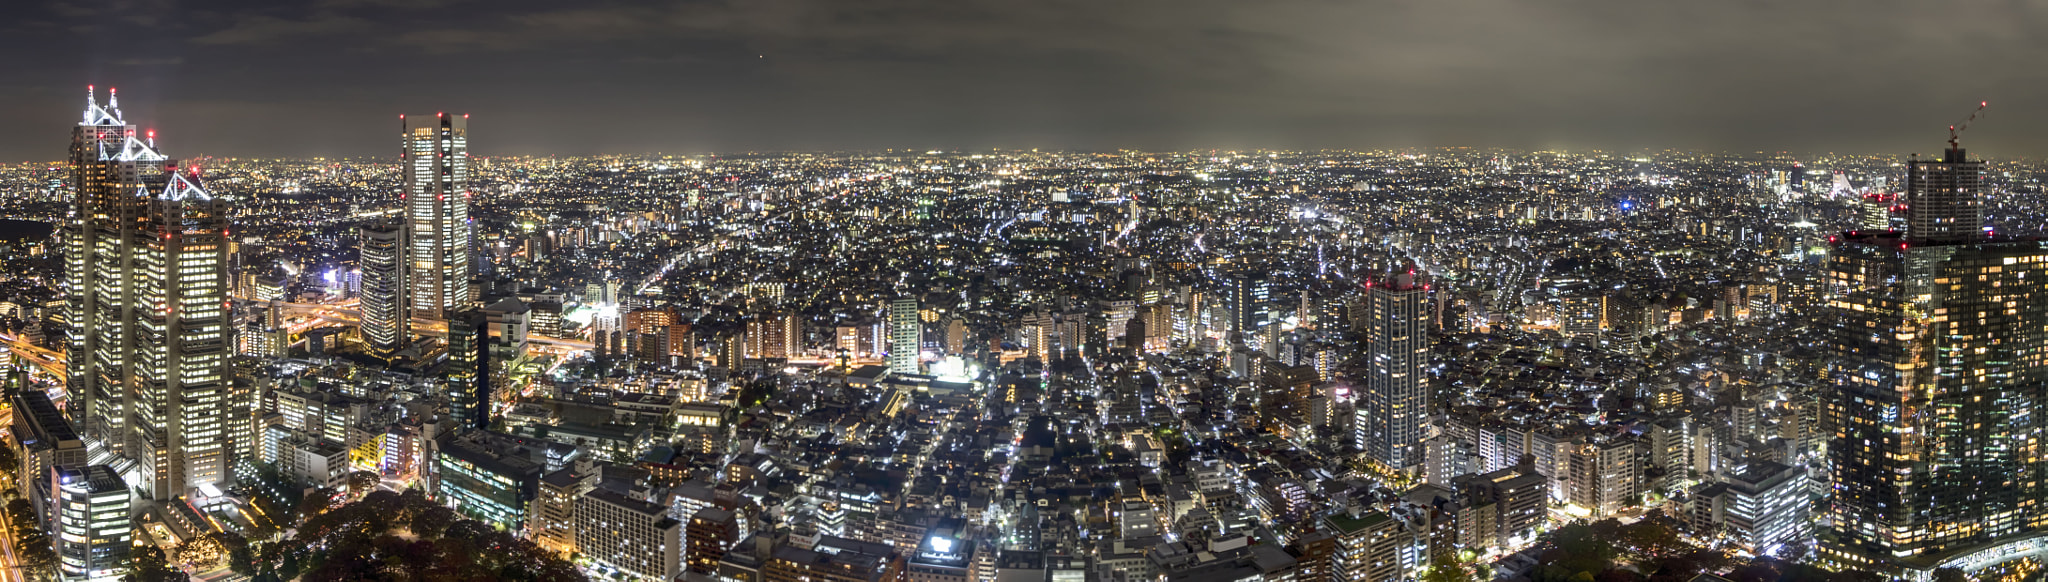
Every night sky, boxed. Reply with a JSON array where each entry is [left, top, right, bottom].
[[6, 0, 2048, 161]]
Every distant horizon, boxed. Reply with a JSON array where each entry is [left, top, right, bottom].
[[6, 1, 2047, 162], [9, 143, 2039, 166]]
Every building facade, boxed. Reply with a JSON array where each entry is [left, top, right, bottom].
[[51, 464, 130, 582], [64, 88, 237, 499], [1821, 146, 2048, 572], [401, 113, 471, 320], [576, 489, 683, 581], [888, 298, 921, 375], [1358, 271, 1430, 472], [359, 220, 407, 357]]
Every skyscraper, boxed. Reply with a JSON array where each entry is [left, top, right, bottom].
[[402, 113, 471, 321], [65, 86, 156, 455], [64, 88, 235, 498], [1357, 271, 1429, 472], [889, 297, 922, 375], [131, 162, 233, 499], [1821, 145, 2048, 572], [448, 309, 491, 431], [359, 220, 407, 358], [1903, 148, 1986, 244]]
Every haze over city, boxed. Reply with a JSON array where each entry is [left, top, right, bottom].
[[6, 0, 2048, 159]]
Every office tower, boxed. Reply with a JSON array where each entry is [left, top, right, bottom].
[[1357, 271, 1429, 472], [131, 163, 233, 499], [65, 86, 159, 455], [64, 88, 234, 498], [402, 113, 471, 320], [888, 297, 921, 375], [1691, 460, 1809, 554], [433, 431, 543, 530], [447, 309, 491, 431], [51, 465, 131, 581], [359, 220, 407, 357], [1858, 193, 1896, 232], [1821, 144, 2048, 571], [1322, 510, 1423, 582]]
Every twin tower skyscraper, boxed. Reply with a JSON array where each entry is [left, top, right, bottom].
[[65, 87, 237, 500], [61, 89, 472, 500]]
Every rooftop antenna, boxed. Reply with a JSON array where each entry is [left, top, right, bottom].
[[1948, 101, 1988, 150]]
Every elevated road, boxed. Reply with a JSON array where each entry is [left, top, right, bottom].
[[0, 333, 64, 377]]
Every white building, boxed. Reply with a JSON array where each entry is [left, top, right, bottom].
[[577, 489, 683, 580]]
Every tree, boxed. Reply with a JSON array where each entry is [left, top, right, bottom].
[[344, 471, 379, 499], [16, 528, 57, 581], [123, 545, 189, 582], [297, 487, 335, 521], [1423, 551, 1480, 582], [1931, 568, 1970, 582], [175, 535, 226, 570]]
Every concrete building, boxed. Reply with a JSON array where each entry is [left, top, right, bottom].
[[576, 489, 683, 580], [51, 464, 130, 582]]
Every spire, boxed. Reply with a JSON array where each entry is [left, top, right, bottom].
[[81, 85, 125, 127]]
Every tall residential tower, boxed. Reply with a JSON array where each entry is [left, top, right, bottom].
[[1357, 270, 1430, 472], [1821, 145, 2048, 572], [888, 297, 922, 375]]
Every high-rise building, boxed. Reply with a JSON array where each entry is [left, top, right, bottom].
[[1226, 273, 1269, 335], [1357, 271, 1429, 472], [131, 166, 234, 498], [1858, 193, 1897, 232], [888, 298, 921, 375], [402, 113, 471, 321], [1692, 460, 1808, 554], [1555, 291, 1605, 344], [447, 309, 491, 431], [359, 220, 407, 357], [51, 464, 131, 581], [64, 88, 234, 499], [1820, 144, 2048, 573], [745, 310, 799, 360], [1903, 148, 1986, 244], [65, 86, 158, 457]]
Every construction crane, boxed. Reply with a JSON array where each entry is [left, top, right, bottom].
[[1949, 101, 1988, 150]]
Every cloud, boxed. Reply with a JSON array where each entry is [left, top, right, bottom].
[[191, 14, 372, 45], [110, 57, 184, 66]]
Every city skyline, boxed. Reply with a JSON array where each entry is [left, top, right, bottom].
[[11, 6, 2048, 581]]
